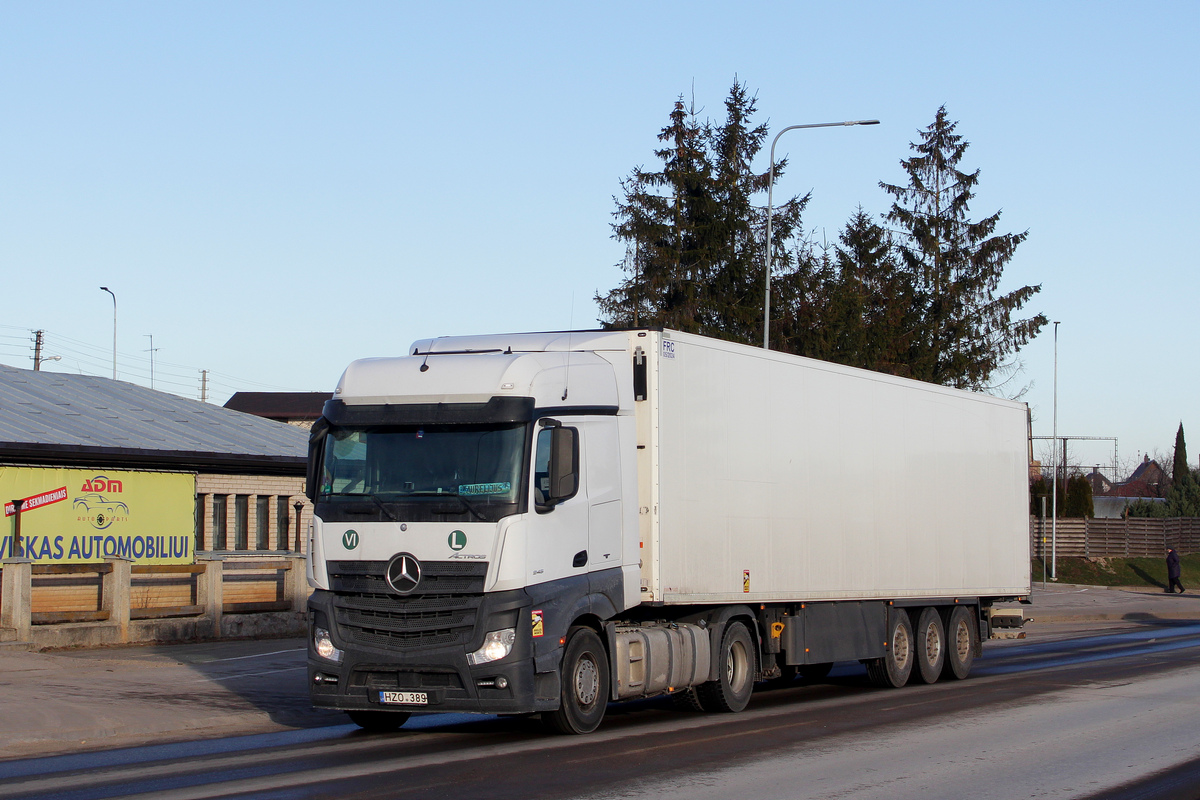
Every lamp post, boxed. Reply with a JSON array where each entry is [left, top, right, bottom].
[[100, 287, 117, 379], [1051, 321, 1060, 581], [763, 119, 879, 349], [293, 501, 304, 553], [10, 498, 24, 558]]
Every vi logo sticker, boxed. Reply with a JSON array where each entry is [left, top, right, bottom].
[[342, 530, 360, 550]]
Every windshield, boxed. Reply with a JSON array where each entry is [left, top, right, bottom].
[[317, 423, 527, 523]]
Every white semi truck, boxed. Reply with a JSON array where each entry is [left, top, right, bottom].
[[304, 329, 1031, 734]]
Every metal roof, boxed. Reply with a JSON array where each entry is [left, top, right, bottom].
[[0, 365, 310, 473], [223, 391, 328, 420]]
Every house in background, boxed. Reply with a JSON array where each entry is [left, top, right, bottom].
[[0, 365, 311, 560], [223, 392, 329, 429], [1091, 456, 1170, 518]]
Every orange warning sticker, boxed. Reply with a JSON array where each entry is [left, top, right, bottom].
[[743, 570, 751, 593], [531, 609, 544, 637]]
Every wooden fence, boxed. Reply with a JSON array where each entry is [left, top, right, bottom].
[[1029, 516, 1200, 558], [1, 552, 308, 649]]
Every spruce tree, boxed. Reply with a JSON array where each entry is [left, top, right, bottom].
[[599, 82, 806, 346], [881, 107, 1047, 390], [1173, 423, 1188, 485], [598, 97, 715, 333], [826, 209, 917, 375]]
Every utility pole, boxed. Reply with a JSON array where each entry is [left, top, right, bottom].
[[144, 335, 159, 390], [31, 330, 61, 371], [100, 287, 117, 379], [199, 369, 209, 403]]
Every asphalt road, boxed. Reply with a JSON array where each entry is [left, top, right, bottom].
[[4, 616, 1200, 800]]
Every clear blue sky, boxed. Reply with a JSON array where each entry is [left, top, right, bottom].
[[2, 2, 1196, 478]]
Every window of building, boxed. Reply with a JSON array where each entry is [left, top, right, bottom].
[[256, 495, 270, 550], [194, 494, 206, 553], [234, 495, 249, 550], [212, 495, 228, 550], [277, 496, 291, 550]]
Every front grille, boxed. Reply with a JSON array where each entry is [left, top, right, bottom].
[[328, 560, 487, 652]]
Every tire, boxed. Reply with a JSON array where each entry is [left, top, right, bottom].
[[346, 710, 411, 731], [798, 662, 833, 682], [671, 687, 706, 711], [941, 605, 976, 680], [543, 627, 609, 735], [696, 621, 756, 713], [913, 607, 946, 684], [867, 608, 913, 688]]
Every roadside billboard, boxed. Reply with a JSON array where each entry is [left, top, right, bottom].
[[1, 467, 194, 565]]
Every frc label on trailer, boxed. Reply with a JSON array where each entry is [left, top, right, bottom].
[[662, 340, 676, 359], [531, 609, 544, 637]]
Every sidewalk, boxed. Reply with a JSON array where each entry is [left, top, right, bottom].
[[1012, 581, 1200, 623], [3, 586, 1199, 762], [0, 637, 341, 761]]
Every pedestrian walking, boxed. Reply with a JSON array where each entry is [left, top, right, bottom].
[[1166, 547, 1184, 594]]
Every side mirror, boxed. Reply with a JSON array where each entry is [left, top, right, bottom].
[[536, 424, 578, 512], [305, 418, 329, 502]]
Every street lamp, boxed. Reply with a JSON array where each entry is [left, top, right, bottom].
[[100, 287, 117, 379], [1051, 321, 1061, 580], [764, 119, 879, 349], [293, 501, 304, 553]]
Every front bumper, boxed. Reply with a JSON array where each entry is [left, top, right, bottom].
[[307, 587, 550, 715]]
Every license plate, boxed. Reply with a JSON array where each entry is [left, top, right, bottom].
[[379, 691, 428, 705]]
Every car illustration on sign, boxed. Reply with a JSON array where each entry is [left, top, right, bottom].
[[73, 494, 129, 530]]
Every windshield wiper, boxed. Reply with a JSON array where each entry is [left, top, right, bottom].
[[406, 490, 490, 522], [322, 491, 398, 521]]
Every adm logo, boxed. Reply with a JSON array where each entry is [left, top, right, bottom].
[[73, 475, 129, 530], [81, 476, 123, 493]]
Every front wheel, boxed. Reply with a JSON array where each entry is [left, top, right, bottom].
[[543, 626, 609, 735], [696, 621, 755, 713]]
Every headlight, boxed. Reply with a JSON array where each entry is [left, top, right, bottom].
[[466, 628, 516, 665], [313, 626, 344, 663]]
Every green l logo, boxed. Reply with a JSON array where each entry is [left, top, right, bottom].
[[448, 530, 467, 551], [342, 530, 359, 550]]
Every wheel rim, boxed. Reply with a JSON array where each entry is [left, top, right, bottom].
[[954, 619, 971, 663], [925, 621, 942, 664], [574, 652, 599, 707], [727, 639, 749, 691], [893, 623, 910, 670]]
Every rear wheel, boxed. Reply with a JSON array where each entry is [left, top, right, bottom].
[[696, 621, 755, 713], [347, 710, 411, 731], [867, 608, 913, 688], [942, 605, 976, 680], [543, 627, 609, 735], [914, 607, 946, 684]]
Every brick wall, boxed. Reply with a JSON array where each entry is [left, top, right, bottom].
[[194, 474, 309, 554]]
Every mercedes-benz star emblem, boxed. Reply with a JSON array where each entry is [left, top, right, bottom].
[[385, 553, 422, 594]]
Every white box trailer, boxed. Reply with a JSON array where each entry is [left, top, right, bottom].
[[304, 329, 1031, 735], [643, 331, 1029, 603]]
